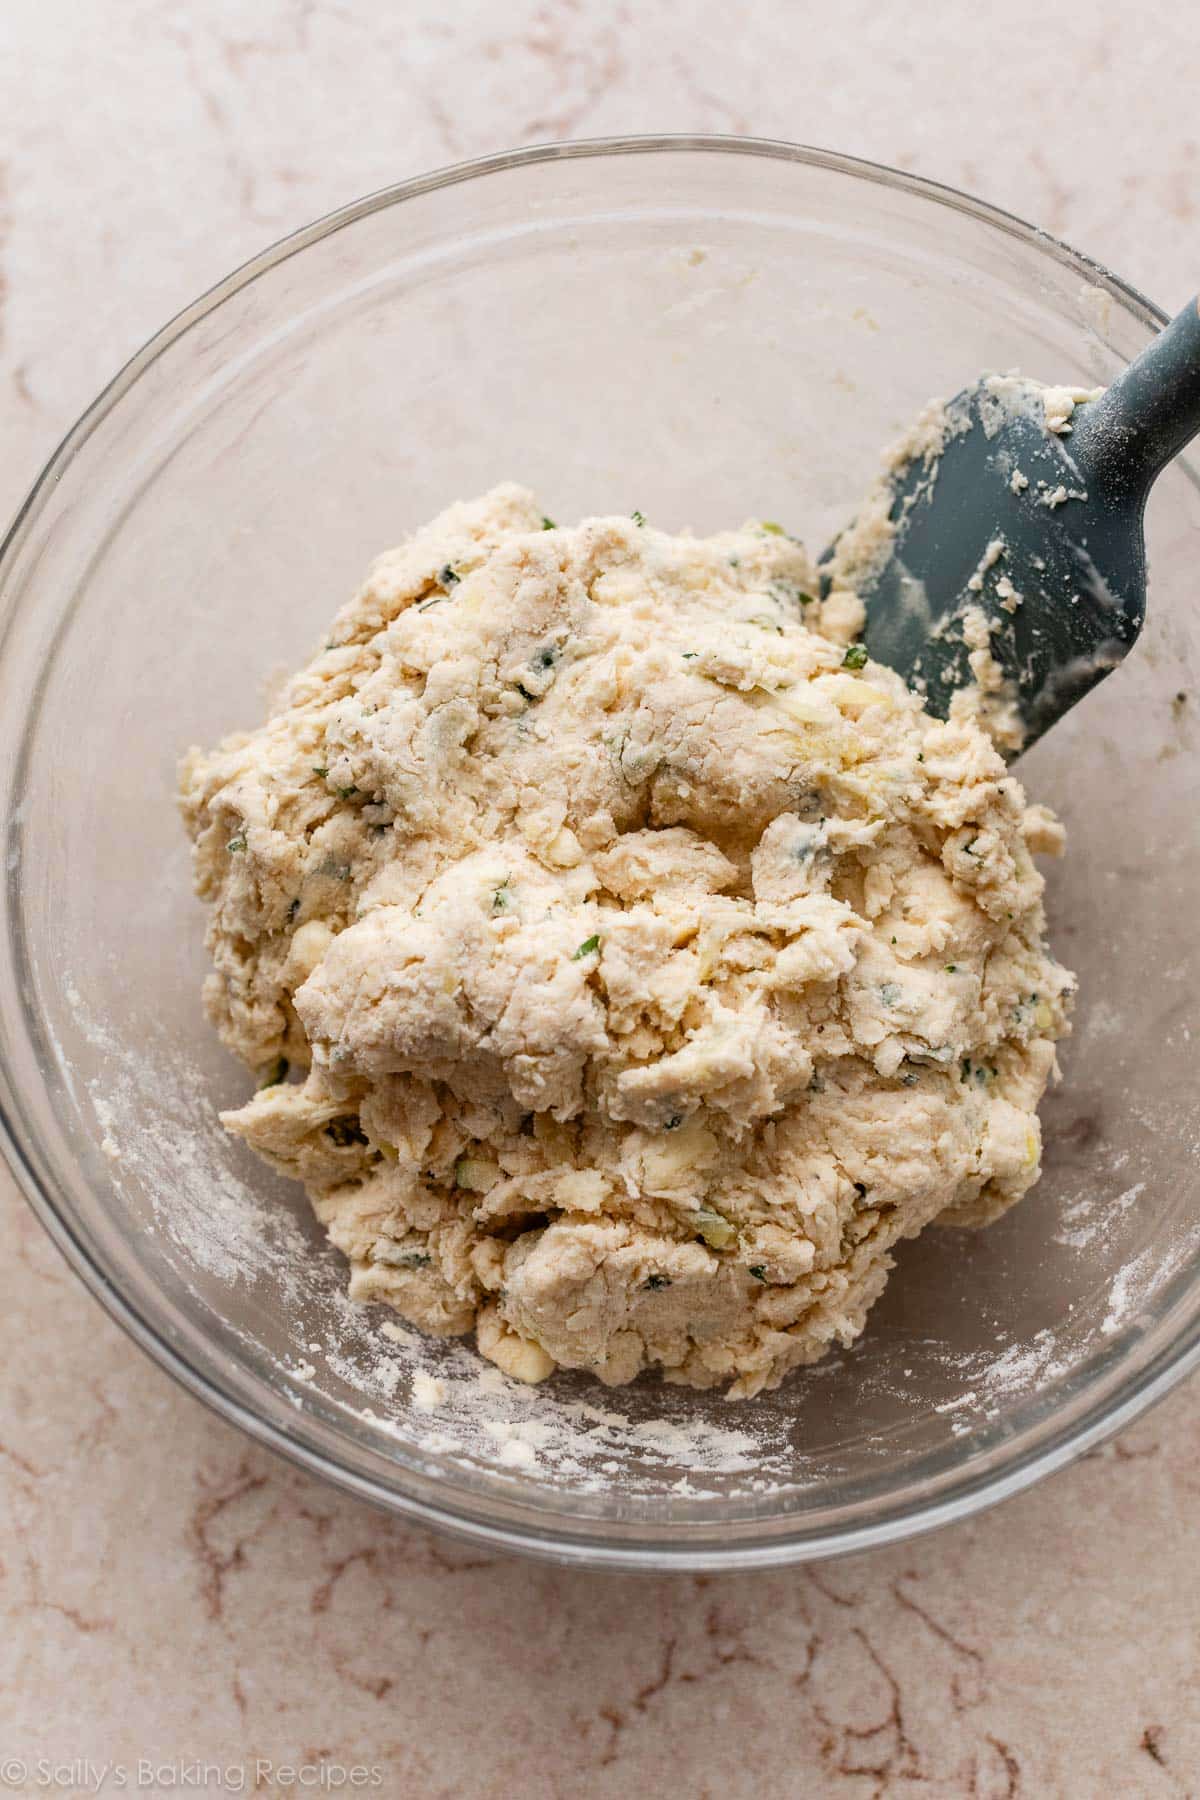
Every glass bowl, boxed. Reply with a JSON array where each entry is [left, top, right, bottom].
[[2, 137, 1198, 1571]]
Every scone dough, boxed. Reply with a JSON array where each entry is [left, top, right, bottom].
[[180, 487, 1073, 1397]]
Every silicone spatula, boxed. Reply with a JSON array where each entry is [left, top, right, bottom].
[[822, 295, 1200, 755]]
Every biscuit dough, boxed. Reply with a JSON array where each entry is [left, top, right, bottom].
[[180, 486, 1074, 1397]]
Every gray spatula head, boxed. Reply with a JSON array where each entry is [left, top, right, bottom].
[[822, 295, 1200, 755]]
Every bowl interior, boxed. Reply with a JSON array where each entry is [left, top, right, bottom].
[[2, 142, 1198, 1564]]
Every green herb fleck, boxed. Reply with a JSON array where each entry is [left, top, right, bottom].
[[768, 577, 815, 608], [681, 651, 699, 660], [572, 934, 601, 961], [643, 1274, 671, 1291], [492, 879, 512, 914], [541, 515, 556, 530], [286, 898, 301, 924], [377, 1245, 433, 1274], [664, 1113, 683, 1131], [631, 510, 646, 527], [258, 1056, 289, 1089], [916, 752, 925, 763], [325, 1117, 369, 1148], [336, 785, 358, 800], [842, 642, 869, 670], [945, 964, 958, 974], [964, 837, 980, 856], [312, 765, 329, 779], [760, 520, 785, 535], [748, 1265, 768, 1281], [226, 833, 247, 853], [438, 563, 461, 587]]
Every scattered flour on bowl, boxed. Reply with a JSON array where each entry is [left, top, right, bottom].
[[1101, 1224, 1200, 1338], [927, 1328, 1074, 1427], [68, 995, 797, 1494], [1054, 1181, 1145, 1251], [62, 974, 1195, 1500]]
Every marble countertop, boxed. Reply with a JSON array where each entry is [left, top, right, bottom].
[[2, 4, 1198, 1794]]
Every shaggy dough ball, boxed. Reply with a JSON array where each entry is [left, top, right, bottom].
[[180, 486, 1074, 1398]]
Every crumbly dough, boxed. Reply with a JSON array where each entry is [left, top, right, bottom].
[[180, 486, 1074, 1398]]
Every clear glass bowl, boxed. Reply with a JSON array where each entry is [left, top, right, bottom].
[[2, 138, 1198, 1570]]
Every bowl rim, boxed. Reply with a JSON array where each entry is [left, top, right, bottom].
[[2, 131, 1195, 1572]]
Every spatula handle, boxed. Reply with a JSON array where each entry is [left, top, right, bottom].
[[1072, 294, 1200, 499]]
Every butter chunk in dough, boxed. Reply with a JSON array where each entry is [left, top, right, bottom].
[[180, 486, 1074, 1398]]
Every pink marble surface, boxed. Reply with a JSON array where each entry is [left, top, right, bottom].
[[2, 4, 1199, 1795]]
